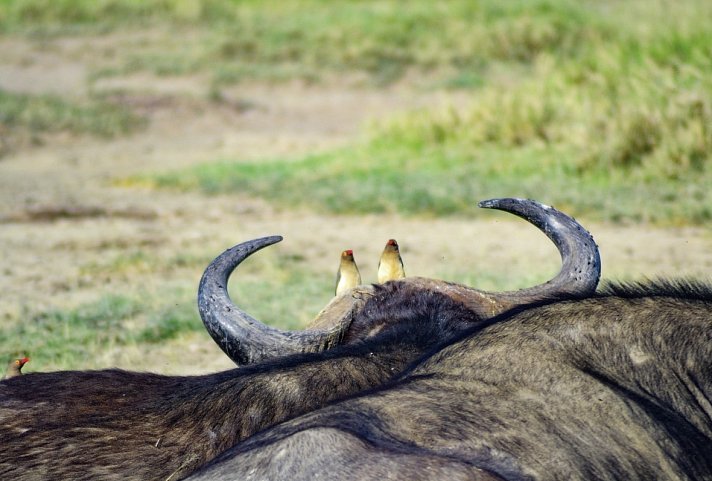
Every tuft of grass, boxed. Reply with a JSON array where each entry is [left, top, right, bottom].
[[0, 89, 144, 156], [0, 0, 238, 32], [1, 250, 333, 369], [2, 294, 145, 368]]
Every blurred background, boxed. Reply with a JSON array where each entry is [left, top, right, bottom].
[[1, 0, 711, 373]]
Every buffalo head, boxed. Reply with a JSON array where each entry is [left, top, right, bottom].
[[198, 198, 601, 365]]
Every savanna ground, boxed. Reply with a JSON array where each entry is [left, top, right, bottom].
[[1, 0, 711, 374]]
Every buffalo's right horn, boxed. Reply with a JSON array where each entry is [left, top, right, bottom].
[[398, 198, 601, 318]]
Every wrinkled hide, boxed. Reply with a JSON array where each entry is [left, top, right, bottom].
[[190, 281, 712, 481]]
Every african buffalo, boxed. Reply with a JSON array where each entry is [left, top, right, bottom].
[[0, 199, 600, 480], [189, 280, 712, 481]]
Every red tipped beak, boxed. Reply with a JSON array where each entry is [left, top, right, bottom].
[[19, 357, 30, 366], [345, 249, 353, 256]]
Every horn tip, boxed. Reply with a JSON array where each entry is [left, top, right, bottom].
[[478, 198, 554, 212], [261, 235, 284, 245]]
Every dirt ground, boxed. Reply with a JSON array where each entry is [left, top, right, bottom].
[[2, 35, 711, 374]]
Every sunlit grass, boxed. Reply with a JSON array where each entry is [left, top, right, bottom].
[[0, 89, 144, 156], [6, 0, 709, 88], [0, 250, 334, 369], [135, 0, 712, 225], [0, 89, 142, 136], [147, 45, 712, 225], [148, 138, 711, 225]]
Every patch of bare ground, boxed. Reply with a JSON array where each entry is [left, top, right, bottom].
[[1, 33, 711, 374]]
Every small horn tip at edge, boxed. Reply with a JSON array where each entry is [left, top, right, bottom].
[[251, 235, 284, 248], [478, 197, 523, 209], [478, 198, 554, 211]]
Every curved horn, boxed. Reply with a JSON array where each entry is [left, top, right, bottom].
[[478, 197, 600, 301], [198, 236, 344, 365], [393, 198, 601, 318]]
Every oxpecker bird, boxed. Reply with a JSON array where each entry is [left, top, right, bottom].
[[4, 357, 29, 379], [377, 239, 406, 283], [335, 249, 362, 296]]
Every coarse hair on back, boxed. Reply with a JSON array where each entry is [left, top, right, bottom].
[[598, 278, 712, 301]]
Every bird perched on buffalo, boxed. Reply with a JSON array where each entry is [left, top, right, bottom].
[[335, 249, 362, 296], [377, 239, 406, 283], [4, 357, 29, 380]]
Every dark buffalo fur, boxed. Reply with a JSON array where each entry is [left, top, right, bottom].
[[599, 278, 712, 300], [0, 284, 482, 481], [189, 281, 712, 481]]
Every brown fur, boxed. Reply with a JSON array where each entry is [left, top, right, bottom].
[[190, 281, 712, 481], [0, 284, 482, 480]]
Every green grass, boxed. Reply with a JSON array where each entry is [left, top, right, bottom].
[[150, 77, 712, 223], [150, 142, 711, 225], [3, 1, 710, 92], [139, 0, 712, 225], [0, 250, 334, 369], [0, 89, 144, 156], [0, 89, 142, 136], [0, 0, 240, 30], [2, 293, 157, 368], [4, 0, 702, 88]]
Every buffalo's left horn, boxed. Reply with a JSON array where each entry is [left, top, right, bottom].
[[198, 236, 346, 365]]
